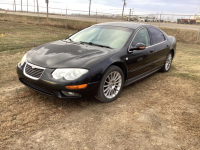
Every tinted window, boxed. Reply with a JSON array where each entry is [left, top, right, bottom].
[[131, 28, 150, 47], [148, 27, 165, 45]]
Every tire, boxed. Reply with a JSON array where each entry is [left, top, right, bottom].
[[95, 66, 124, 103], [161, 52, 173, 72]]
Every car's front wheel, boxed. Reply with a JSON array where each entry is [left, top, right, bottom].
[[95, 66, 124, 103]]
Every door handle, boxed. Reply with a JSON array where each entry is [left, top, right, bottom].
[[166, 45, 170, 48], [150, 50, 154, 53]]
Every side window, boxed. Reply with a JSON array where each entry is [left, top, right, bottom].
[[148, 27, 165, 45], [131, 28, 150, 47]]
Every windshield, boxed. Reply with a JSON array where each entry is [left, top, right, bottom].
[[69, 26, 133, 49]]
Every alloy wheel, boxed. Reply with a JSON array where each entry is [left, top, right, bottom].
[[103, 71, 122, 99], [165, 53, 172, 71]]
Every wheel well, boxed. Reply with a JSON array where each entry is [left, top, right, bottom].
[[111, 62, 127, 81]]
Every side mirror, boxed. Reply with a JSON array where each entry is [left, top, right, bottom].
[[129, 43, 146, 52]]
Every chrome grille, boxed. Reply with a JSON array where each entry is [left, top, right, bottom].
[[24, 62, 45, 80]]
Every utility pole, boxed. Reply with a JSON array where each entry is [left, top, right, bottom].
[[14, 0, 16, 12], [37, 0, 39, 24], [46, 0, 49, 21], [34, 0, 35, 13], [89, 0, 91, 17], [156, 12, 158, 21], [13, 1, 15, 22], [121, 0, 127, 20], [129, 9, 131, 22], [21, 0, 23, 12], [27, 0, 28, 13], [66, 7, 67, 28], [37, 0, 39, 14]]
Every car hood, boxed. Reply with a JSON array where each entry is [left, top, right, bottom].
[[26, 40, 114, 68]]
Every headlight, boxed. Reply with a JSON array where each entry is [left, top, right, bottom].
[[20, 54, 27, 66], [52, 69, 88, 80]]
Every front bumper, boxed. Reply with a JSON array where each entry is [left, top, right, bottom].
[[17, 64, 100, 98]]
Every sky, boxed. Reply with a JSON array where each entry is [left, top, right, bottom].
[[0, 0, 200, 16]]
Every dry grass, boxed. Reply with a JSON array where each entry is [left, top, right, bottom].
[[0, 21, 200, 149], [0, 20, 76, 52], [0, 48, 26, 88], [161, 27, 200, 44], [0, 13, 95, 31], [168, 44, 200, 82]]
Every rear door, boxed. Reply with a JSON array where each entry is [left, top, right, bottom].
[[126, 28, 155, 79], [147, 27, 170, 68]]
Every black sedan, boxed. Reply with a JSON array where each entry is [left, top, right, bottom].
[[17, 22, 176, 103]]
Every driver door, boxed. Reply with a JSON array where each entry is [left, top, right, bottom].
[[126, 28, 155, 79]]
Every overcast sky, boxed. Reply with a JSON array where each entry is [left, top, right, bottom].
[[1, 0, 200, 15]]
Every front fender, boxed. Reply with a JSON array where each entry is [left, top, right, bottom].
[[89, 53, 127, 83]]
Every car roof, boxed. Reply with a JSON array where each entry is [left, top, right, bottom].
[[94, 22, 152, 29]]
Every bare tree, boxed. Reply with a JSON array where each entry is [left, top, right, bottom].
[[121, 0, 127, 20], [89, 0, 91, 16]]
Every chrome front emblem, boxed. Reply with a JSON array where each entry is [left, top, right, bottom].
[[31, 65, 36, 69]]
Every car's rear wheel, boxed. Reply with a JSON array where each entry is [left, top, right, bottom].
[[95, 66, 124, 103], [161, 52, 173, 72]]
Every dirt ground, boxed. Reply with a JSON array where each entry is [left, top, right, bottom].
[[1, 74, 200, 150], [0, 21, 200, 150]]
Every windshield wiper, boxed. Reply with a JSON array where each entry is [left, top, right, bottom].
[[80, 41, 113, 49], [80, 41, 93, 45], [63, 38, 81, 45], [68, 38, 73, 42], [63, 38, 73, 42]]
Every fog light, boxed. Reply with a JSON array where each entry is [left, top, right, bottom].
[[62, 91, 80, 97]]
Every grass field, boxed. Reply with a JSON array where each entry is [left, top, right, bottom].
[[1, 13, 200, 44], [0, 21, 200, 149], [0, 20, 76, 52]]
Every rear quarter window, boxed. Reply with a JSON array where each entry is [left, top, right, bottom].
[[148, 27, 165, 45]]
